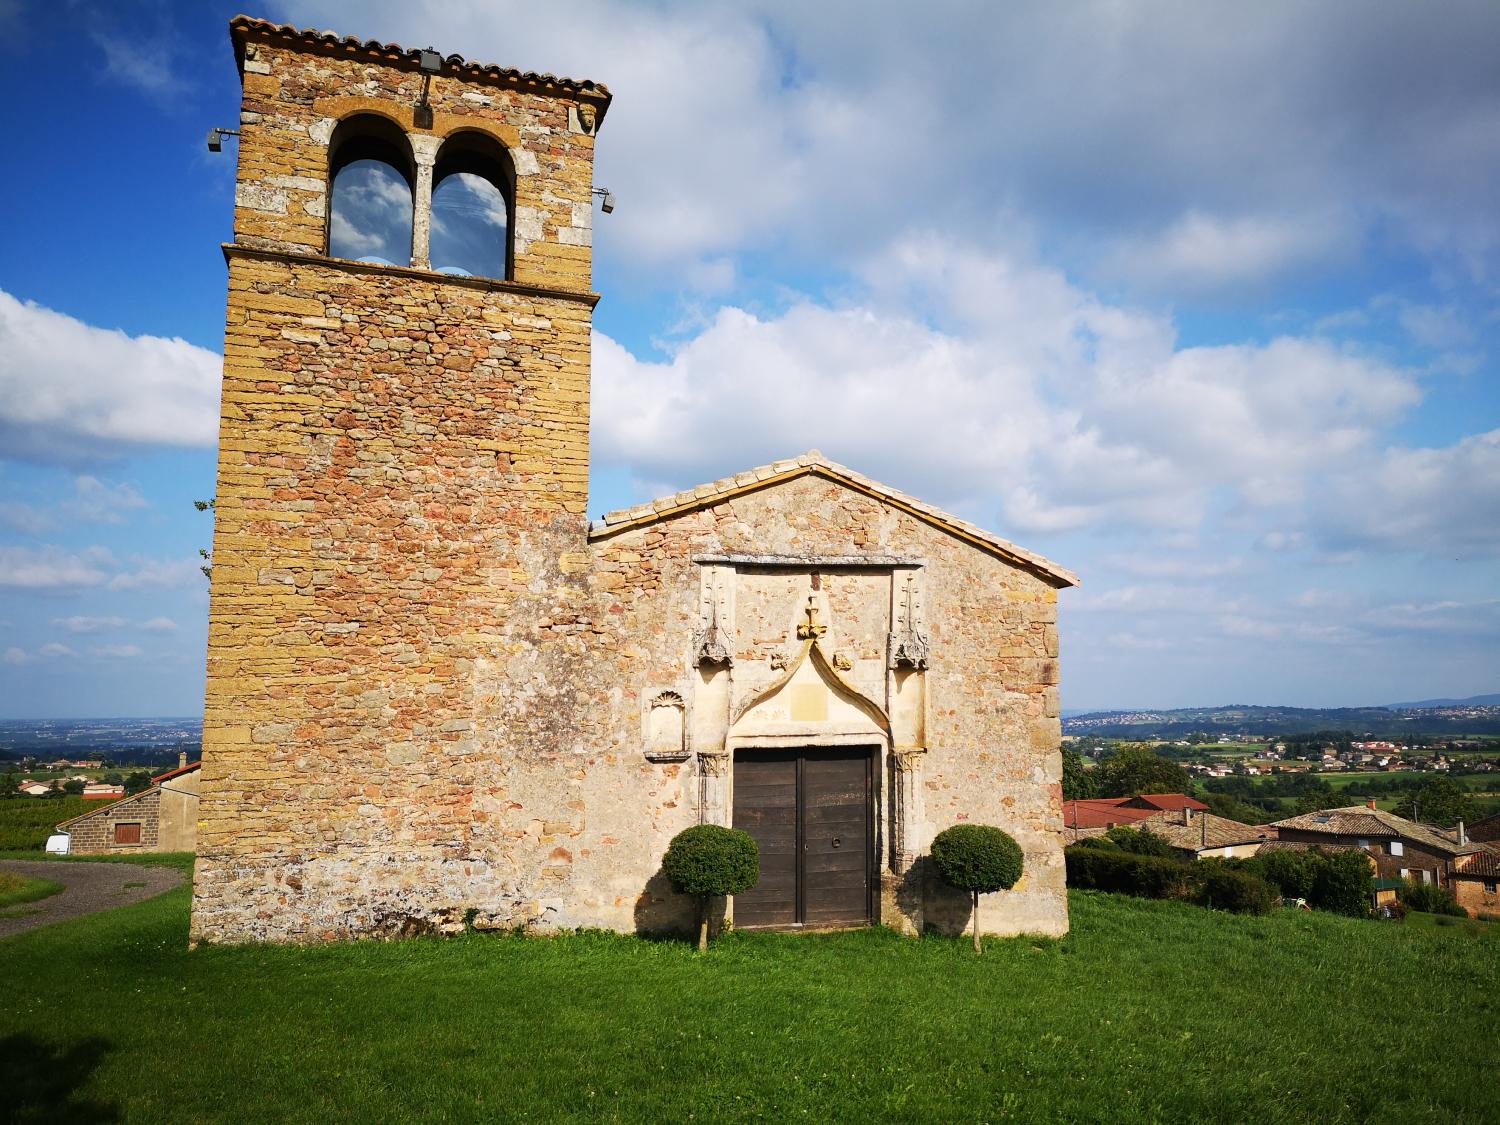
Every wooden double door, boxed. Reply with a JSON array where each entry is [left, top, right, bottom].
[[731, 747, 874, 929]]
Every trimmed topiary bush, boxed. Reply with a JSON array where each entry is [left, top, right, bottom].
[[1193, 863, 1278, 915], [930, 824, 1024, 953], [662, 824, 759, 949]]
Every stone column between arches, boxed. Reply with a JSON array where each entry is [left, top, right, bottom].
[[408, 133, 441, 270]]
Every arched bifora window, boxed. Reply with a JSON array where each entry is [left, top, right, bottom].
[[326, 114, 415, 267], [430, 130, 515, 280]]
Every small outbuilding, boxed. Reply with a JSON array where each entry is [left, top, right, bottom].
[[56, 757, 201, 855]]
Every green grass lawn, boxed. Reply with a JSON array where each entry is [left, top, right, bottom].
[[0, 871, 64, 910], [3, 876, 1498, 1123]]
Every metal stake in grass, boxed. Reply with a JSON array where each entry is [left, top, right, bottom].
[[930, 824, 1025, 954]]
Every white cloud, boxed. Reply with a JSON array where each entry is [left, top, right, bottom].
[[595, 237, 1425, 537], [0, 291, 221, 464], [0, 546, 114, 590], [0, 545, 201, 593], [140, 616, 179, 633], [107, 558, 202, 591], [2, 646, 29, 666], [53, 615, 127, 634], [67, 476, 148, 524], [301, 0, 1500, 287], [1313, 429, 1500, 555], [0, 500, 52, 534], [88, 644, 144, 659], [37, 643, 76, 658], [1103, 211, 1352, 293]]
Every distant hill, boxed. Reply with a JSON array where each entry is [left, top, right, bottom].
[[1383, 693, 1500, 709], [1064, 701, 1500, 739]]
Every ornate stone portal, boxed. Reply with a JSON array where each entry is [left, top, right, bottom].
[[678, 559, 935, 929]]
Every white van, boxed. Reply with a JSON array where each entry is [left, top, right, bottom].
[[44, 833, 70, 855]]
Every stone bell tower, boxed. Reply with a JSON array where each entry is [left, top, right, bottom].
[[193, 17, 611, 942]]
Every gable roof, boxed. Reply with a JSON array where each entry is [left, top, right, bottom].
[[1062, 799, 1158, 830], [56, 787, 152, 830], [1269, 805, 1480, 856], [589, 451, 1078, 586], [152, 760, 201, 784], [1124, 793, 1210, 813], [1137, 812, 1273, 852]]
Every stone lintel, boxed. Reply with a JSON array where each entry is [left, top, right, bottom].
[[690, 553, 926, 569]]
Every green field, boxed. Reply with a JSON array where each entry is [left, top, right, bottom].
[[0, 871, 64, 911], [0, 796, 92, 850], [2, 864, 1497, 1123]]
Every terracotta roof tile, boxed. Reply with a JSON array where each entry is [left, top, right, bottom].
[[229, 16, 612, 117], [1062, 799, 1156, 830], [1126, 793, 1210, 813], [1269, 805, 1476, 855], [1455, 846, 1500, 879], [1138, 812, 1273, 851], [151, 760, 201, 784]]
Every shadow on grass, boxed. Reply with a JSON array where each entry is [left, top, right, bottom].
[[0, 1033, 119, 1123], [632, 864, 724, 945]]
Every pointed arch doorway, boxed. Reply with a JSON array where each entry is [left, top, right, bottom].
[[723, 627, 889, 930]]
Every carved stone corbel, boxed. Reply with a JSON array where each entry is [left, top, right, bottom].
[[888, 572, 930, 669], [697, 751, 731, 826]]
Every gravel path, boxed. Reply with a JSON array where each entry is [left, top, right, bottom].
[[0, 859, 185, 940]]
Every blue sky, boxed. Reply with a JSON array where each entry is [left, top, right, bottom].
[[1, 0, 1497, 717]]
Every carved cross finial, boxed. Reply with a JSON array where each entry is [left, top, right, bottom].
[[796, 595, 827, 640]]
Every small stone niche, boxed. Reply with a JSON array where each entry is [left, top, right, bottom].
[[644, 691, 689, 762]]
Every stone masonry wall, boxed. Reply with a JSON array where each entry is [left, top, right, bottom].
[[578, 472, 1069, 939], [65, 789, 161, 854], [192, 25, 602, 943]]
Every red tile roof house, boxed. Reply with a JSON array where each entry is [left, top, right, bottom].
[[1061, 794, 1271, 859], [1450, 846, 1500, 919], [1269, 801, 1487, 901]]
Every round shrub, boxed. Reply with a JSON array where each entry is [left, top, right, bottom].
[[662, 824, 759, 899], [1310, 849, 1375, 918], [931, 824, 1024, 894], [931, 824, 1024, 954]]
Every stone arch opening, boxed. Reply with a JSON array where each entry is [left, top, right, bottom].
[[326, 113, 416, 266], [430, 129, 515, 279]]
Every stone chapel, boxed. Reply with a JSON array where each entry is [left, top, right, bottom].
[[192, 17, 1078, 944]]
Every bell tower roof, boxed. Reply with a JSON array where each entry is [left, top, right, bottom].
[[229, 15, 613, 124]]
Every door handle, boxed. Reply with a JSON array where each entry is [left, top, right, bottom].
[[831, 837, 842, 849]]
